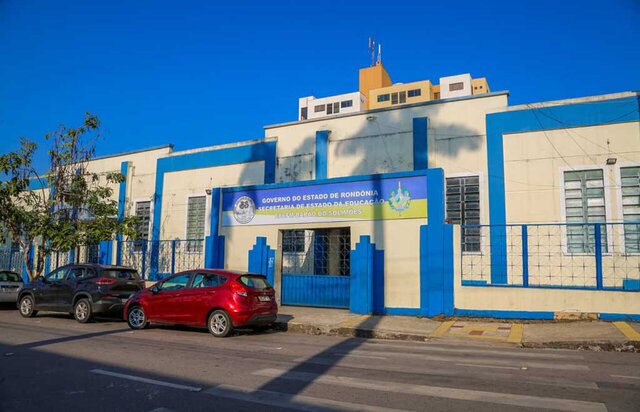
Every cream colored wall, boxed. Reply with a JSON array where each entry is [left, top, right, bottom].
[[368, 80, 434, 109], [160, 161, 265, 239], [503, 122, 640, 224], [220, 217, 424, 308], [266, 94, 507, 233]]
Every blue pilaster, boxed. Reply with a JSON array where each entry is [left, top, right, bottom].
[[349, 236, 385, 315], [315, 130, 329, 180], [595, 224, 603, 290], [116, 161, 129, 266], [522, 225, 529, 287], [412, 117, 429, 170], [98, 240, 113, 265], [205, 188, 225, 268], [248, 237, 275, 285]]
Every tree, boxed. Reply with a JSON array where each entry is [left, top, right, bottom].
[[0, 113, 138, 281]]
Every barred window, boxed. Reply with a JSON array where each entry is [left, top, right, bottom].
[[564, 170, 608, 253], [446, 176, 480, 252], [399, 91, 406, 104], [134, 201, 151, 252], [449, 82, 464, 91], [407, 89, 421, 98], [621, 166, 640, 253], [186, 196, 206, 252], [377, 94, 390, 102], [282, 230, 305, 253]]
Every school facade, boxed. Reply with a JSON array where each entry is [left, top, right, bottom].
[[17, 87, 640, 321]]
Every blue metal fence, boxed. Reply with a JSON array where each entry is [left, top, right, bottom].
[[0, 247, 24, 273], [461, 223, 640, 290], [118, 239, 204, 280]]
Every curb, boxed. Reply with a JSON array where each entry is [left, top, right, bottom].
[[274, 321, 428, 342]]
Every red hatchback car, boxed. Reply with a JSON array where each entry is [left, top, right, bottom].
[[123, 269, 277, 337]]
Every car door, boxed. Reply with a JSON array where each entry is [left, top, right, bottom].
[[35, 267, 68, 309], [145, 273, 192, 323], [57, 267, 84, 309], [181, 273, 225, 325]]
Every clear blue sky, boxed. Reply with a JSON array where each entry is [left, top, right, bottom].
[[1, 0, 638, 171]]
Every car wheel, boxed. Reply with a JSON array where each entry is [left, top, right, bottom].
[[208, 310, 233, 338], [127, 306, 148, 330], [18, 295, 37, 318], [73, 298, 93, 323]]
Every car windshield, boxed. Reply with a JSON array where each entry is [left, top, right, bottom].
[[238, 275, 271, 290], [101, 269, 140, 280], [0, 272, 22, 282]]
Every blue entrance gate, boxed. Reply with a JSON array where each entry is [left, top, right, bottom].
[[280, 229, 351, 308]]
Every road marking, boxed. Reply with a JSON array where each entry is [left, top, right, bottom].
[[90, 369, 202, 392], [336, 315, 371, 329], [316, 349, 590, 371], [455, 363, 522, 371], [204, 384, 407, 412], [612, 321, 640, 341], [611, 374, 640, 380], [253, 368, 607, 412], [430, 320, 454, 337], [507, 323, 524, 343]]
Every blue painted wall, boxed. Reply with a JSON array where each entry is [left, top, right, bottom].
[[413, 117, 429, 170], [349, 235, 384, 314], [315, 130, 329, 180]]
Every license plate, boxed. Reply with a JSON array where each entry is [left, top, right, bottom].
[[258, 295, 271, 302]]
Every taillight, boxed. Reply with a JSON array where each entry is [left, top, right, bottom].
[[95, 277, 117, 285], [231, 281, 248, 297]]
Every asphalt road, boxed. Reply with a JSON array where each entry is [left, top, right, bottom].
[[1, 307, 639, 412]]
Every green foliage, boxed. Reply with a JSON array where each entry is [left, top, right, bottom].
[[0, 113, 138, 280]]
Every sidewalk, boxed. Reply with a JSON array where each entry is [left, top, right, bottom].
[[275, 306, 640, 351]]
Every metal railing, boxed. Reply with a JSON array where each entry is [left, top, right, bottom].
[[282, 229, 351, 276], [461, 223, 640, 290], [119, 239, 205, 280], [0, 247, 24, 273]]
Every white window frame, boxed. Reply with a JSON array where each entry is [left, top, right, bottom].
[[183, 192, 211, 253], [614, 162, 640, 256], [558, 165, 613, 255], [132, 197, 154, 242], [445, 172, 485, 255]]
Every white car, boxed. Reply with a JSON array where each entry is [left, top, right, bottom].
[[0, 270, 23, 303]]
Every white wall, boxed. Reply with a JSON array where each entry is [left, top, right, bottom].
[[440, 74, 472, 99]]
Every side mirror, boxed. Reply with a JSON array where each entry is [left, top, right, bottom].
[[151, 285, 160, 294]]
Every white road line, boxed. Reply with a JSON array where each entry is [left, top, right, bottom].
[[455, 363, 522, 371], [90, 369, 202, 392], [291, 355, 599, 390], [204, 384, 408, 412], [361, 342, 585, 360], [611, 374, 640, 380], [253, 368, 607, 412], [322, 349, 590, 371]]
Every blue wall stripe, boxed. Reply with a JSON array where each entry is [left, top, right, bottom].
[[486, 95, 640, 283], [315, 130, 329, 180], [599, 313, 640, 322], [412, 117, 428, 170]]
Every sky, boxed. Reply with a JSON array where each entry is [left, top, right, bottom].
[[1, 0, 639, 172]]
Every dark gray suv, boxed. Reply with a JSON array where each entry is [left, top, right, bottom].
[[17, 264, 144, 323]]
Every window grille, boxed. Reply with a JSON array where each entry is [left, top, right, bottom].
[[446, 176, 480, 252]]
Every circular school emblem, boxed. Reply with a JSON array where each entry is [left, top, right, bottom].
[[233, 196, 256, 224], [388, 181, 411, 213]]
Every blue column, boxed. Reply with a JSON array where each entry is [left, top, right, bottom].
[[349, 235, 384, 315], [315, 130, 329, 180], [116, 161, 129, 266], [205, 188, 225, 268], [486, 119, 508, 284], [594, 224, 603, 290], [98, 241, 113, 265], [412, 117, 429, 170], [522, 225, 529, 287]]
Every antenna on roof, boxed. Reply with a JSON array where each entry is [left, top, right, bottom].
[[377, 43, 382, 64], [368, 37, 375, 67]]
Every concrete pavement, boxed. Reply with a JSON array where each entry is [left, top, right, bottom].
[[2, 308, 640, 411], [275, 306, 640, 350]]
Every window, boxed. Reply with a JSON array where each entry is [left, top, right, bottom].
[[326, 103, 333, 115], [407, 89, 421, 98], [134, 201, 151, 251], [282, 230, 305, 253], [340, 100, 353, 108], [314, 105, 325, 113], [192, 273, 225, 288], [67, 267, 86, 281], [300, 107, 308, 120], [434, 92, 440, 99], [449, 82, 464, 92], [186, 196, 206, 252], [399, 91, 406, 104], [377, 94, 390, 102], [160, 273, 191, 291], [621, 166, 640, 253], [0, 271, 21, 282], [391, 92, 398, 105], [239, 275, 272, 290], [46, 267, 68, 281], [446, 176, 480, 252], [333, 102, 340, 113], [564, 170, 607, 253]]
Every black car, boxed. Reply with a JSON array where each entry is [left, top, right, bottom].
[[17, 264, 144, 323]]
